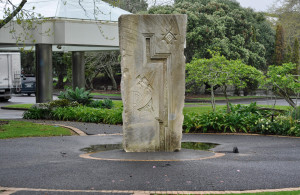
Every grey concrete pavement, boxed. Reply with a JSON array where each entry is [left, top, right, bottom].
[[0, 95, 58, 119], [0, 133, 300, 193]]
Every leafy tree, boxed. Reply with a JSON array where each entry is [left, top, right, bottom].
[[102, 0, 148, 13], [53, 52, 71, 89], [292, 37, 300, 75], [21, 51, 35, 74], [263, 63, 300, 108], [271, 0, 300, 46], [84, 51, 120, 90], [148, 0, 275, 69], [186, 53, 263, 112], [274, 24, 285, 65], [284, 45, 292, 63], [0, 0, 27, 29]]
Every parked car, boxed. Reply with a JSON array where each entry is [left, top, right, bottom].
[[21, 75, 36, 96]]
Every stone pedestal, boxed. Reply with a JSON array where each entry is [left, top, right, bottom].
[[119, 14, 187, 152]]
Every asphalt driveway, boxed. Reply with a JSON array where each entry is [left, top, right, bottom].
[[0, 131, 300, 194]]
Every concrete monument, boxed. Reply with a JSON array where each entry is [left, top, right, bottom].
[[119, 14, 187, 152]]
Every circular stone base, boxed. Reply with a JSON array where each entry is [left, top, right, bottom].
[[80, 149, 225, 161]]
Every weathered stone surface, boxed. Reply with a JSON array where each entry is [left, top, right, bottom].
[[119, 14, 187, 152]]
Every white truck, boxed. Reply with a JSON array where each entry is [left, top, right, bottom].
[[0, 53, 21, 101]]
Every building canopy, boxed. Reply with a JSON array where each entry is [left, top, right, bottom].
[[0, 0, 131, 51]]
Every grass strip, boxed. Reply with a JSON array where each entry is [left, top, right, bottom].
[[183, 105, 291, 114], [0, 120, 72, 139], [91, 93, 121, 97], [191, 96, 266, 101], [3, 104, 33, 109]]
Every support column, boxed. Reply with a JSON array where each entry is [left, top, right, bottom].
[[35, 44, 53, 103], [72, 51, 85, 89]]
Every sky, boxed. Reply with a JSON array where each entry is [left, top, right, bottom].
[[147, 0, 278, 12], [236, 0, 277, 12]]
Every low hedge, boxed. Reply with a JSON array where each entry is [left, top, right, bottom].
[[183, 104, 300, 137], [23, 102, 300, 137], [24, 106, 122, 125]]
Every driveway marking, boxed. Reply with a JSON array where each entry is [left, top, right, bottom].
[[79, 152, 225, 162]]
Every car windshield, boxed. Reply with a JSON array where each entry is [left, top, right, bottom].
[[23, 77, 36, 82]]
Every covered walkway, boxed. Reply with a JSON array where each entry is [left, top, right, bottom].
[[0, 0, 130, 102]]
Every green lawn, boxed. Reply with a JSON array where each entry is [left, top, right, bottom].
[[183, 104, 291, 114], [191, 96, 266, 101], [3, 104, 33, 109], [183, 105, 225, 114], [3, 102, 291, 115], [91, 93, 121, 97], [0, 120, 72, 139]]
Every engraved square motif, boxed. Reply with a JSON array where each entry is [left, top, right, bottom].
[[163, 32, 176, 44]]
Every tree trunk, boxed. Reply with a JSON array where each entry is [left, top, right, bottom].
[[223, 85, 231, 113], [55, 74, 64, 89], [104, 65, 117, 90], [211, 85, 216, 112], [276, 89, 297, 108]]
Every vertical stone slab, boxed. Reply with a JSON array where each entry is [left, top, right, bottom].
[[119, 15, 187, 152]]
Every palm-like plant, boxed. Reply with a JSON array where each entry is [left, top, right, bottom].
[[58, 87, 93, 105]]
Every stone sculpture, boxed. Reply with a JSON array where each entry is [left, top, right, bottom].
[[119, 14, 187, 152]]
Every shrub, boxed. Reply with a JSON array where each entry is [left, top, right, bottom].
[[102, 99, 114, 109], [291, 106, 300, 120], [49, 106, 122, 124], [88, 99, 114, 109], [183, 103, 299, 137], [58, 87, 93, 105], [251, 116, 300, 136], [23, 107, 51, 120], [183, 111, 260, 133]]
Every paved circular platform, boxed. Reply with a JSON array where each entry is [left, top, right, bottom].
[[80, 149, 224, 161], [1, 122, 300, 194]]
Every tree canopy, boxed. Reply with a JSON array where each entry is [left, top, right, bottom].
[[271, 0, 300, 46], [148, 0, 275, 69], [186, 53, 263, 111]]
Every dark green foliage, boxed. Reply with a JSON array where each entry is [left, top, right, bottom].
[[183, 103, 299, 136], [58, 87, 93, 105], [102, 99, 114, 109], [102, 0, 148, 13], [24, 106, 122, 125], [51, 106, 122, 125], [148, 0, 275, 69], [285, 45, 292, 63], [183, 103, 267, 133], [23, 100, 80, 120], [46, 99, 79, 109], [23, 107, 51, 120], [53, 52, 71, 89], [88, 99, 114, 109], [291, 106, 300, 120], [251, 117, 300, 137], [274, 24, 285, 65], [292, 38, 300, 74]]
